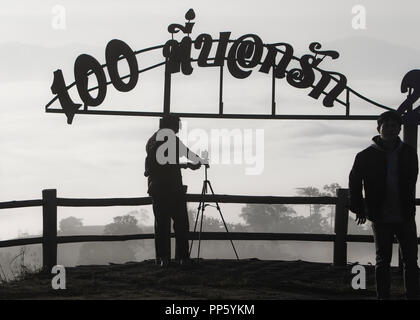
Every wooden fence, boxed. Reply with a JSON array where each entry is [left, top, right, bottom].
[[1, 188, 419, 271]]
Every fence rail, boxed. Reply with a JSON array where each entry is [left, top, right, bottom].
[[0, 188, 419, 271]]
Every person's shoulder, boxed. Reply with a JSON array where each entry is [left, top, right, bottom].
[[147, 130, 159, 138], [401, 142, 417, 152], [146, 132, 157, 143], [146, 131, 160, 150], [356, 145, 376, 158], [401, 143, 418, 156]]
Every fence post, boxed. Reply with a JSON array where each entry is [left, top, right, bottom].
[[334, 188, 349, 266], [42, 189, 57, 272]]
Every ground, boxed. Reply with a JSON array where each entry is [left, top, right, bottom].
[[0, 259, 409, 300]]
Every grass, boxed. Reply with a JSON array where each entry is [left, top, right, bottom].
[[0, 247, 41, 284], [0, 259, 409, 300]]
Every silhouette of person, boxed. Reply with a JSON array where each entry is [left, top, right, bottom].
[[144, 114, 207, 267], [349, 110, 419, 299]]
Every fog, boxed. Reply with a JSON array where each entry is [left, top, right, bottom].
[[0, 1, 419, 279]]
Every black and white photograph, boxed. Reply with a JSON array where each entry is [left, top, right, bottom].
[[0, 0, 419, 307]]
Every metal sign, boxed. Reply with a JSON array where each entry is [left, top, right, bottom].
[[45, 9, 419, 124]]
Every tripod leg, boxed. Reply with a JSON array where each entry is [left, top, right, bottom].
[[189, 202, 201, 256], [197, 182, 208, 260], [190, 181, 206, 256], [207, 181, 240, 260]]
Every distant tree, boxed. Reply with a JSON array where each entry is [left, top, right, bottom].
[[188, 209, 247, 233], [240, 204, 299, 232], [298, 213, 329, 233], [103, 214, 142, 235], [296, 183, 372, 234], [239, 203, 331, 233], [59, 216, 83, 234], [295, 186, 323, 216], [321, 183, 341, 231], [135, 208, 151, 225], [239, 183, 370, 234], [197, 216, 225, 232], [123, 209, 151, 225], [347, 216, 372, 235], [322, 183, 341, 197], [77, 214, 142, 265], [296, 183, 343, 232]]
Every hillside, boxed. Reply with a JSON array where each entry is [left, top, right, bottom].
[[0, 259, 409, 300]]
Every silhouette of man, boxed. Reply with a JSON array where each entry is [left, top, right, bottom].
[[144, 114, 207, 267], [349, 110, 419, 299]]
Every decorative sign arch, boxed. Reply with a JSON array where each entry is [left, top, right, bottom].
[[45, 9, 419, 130]]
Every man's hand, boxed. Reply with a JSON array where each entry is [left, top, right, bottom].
[[187, 162, 201, 170], [355, 213, 367, 225], [346, 204, 366, 225], [200, 157, 210, 168]]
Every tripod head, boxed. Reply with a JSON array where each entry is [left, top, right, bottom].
[[200, 150, 210, 180], [201, 150, 209, 162]]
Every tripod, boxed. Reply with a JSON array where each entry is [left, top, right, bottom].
[[189, 164, 239, 260]]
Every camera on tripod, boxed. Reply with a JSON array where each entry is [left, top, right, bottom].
[[200, 150, 210, 168]]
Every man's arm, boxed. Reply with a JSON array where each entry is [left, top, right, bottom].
[[348, 153, 366, 224], [412, 148, 418, 184], [144, 136, 160, 177], [151, 130, 207, 170], [177, 136, 208, 168]]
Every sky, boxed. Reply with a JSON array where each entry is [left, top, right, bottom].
[[0, 0, 420, 239]]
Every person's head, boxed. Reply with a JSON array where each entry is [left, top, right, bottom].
[[377, 111, 402, 141], [159, 114, 181, 133]]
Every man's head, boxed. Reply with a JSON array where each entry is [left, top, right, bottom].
[[159, 114, 181, 133], [377, 111, 402, 141]]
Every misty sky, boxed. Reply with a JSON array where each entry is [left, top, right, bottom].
[[0, 0, 420, 239]]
